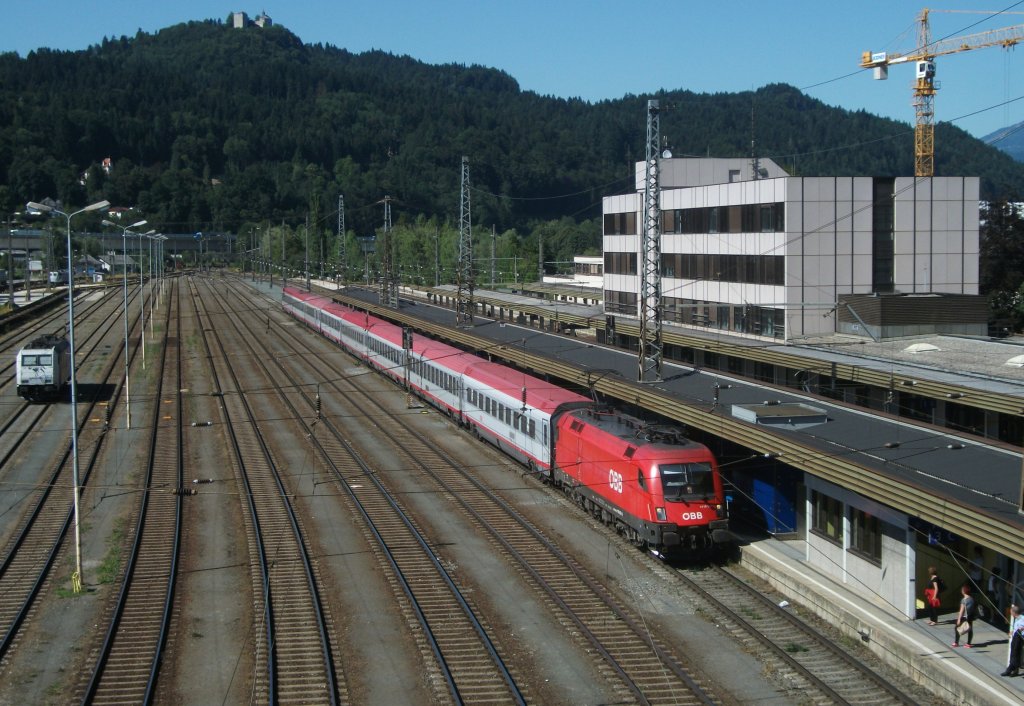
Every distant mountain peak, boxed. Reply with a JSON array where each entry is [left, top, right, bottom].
[[983, 121, 1024, 162]]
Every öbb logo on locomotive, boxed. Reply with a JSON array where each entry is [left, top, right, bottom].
[[282, 287, 731, 555]]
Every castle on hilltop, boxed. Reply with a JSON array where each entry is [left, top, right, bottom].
[[231, 11, 272, 29]]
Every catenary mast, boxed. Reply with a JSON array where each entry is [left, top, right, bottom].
[[639, 99, 663, 382], [456, 156, 474, 327]]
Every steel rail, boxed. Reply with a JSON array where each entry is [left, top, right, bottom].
[[80, 277, 182, 704], [192, 277, 338, 705], [676, 564, 918, 705], [0, 286, 146, 658], [224, 278, 519, 705]]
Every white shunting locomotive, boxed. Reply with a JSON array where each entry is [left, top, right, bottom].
[[16, 335, 71, 402]]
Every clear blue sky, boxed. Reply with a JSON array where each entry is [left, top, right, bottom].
[[5, 1, 1024, 143]]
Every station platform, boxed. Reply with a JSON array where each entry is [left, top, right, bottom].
[[739, 535, 1023, 705]]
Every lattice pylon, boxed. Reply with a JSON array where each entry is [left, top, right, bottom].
[[456, 156, 474, 327], [639, 99, 663, 382]]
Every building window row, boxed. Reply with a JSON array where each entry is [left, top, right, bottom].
[[604, 289, 638, 315], [604, 211, 638, 235], [662, 253, 784, 286], [662, 297, 785, 339], [575, 261, 603, 276], [604, 251, 637, 275], [663, 202, 785, 234]]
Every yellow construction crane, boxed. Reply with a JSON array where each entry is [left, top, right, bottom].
[[860, 9, 1024, 177]]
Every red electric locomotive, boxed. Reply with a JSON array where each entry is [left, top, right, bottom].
[[553, 408, 729, 553]]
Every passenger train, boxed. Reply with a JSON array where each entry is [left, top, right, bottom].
[[16, 335, 71, 402], [283, 286, 730, 554]]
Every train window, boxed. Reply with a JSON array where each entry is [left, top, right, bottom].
[[659, 462, 714, 500], [22, 354, 52, 366], [529, 419, 536, 438], [637, 470, 646, 489]]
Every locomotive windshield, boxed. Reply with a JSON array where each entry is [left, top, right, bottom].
[[22, 354, 51, 366], [659, 462, 714, 500]]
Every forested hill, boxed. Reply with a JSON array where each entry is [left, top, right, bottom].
[[2, 18, 1023, 236]]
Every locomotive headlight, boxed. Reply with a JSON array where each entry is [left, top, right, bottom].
[[655, 507, 667, 521], [715, 503, 725, 518]]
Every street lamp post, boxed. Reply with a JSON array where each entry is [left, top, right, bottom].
[[136, 229, 156, 369], [6, 215, 14, 309], [26, 199, 109, 593], [148, 235, 154, 332], [102, 218, 147, 430]]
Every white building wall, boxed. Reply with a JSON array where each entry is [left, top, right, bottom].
[[603, 161, 980, 341], [892, 177, 979, 296], [805, 476, 914, 618], [786, 177, 873, 338]]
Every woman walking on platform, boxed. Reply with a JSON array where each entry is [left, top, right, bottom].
[[953, 583, 978, 648]]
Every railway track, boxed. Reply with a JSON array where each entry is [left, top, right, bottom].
[[670, 564, 918, 706], [224, 277, 718, 705], [206, 277, 526, 705], [77, 277, 183, 704], [0, 281, 147, 664], [190, 276, 340, 705]]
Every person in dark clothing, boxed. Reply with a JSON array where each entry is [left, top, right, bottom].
[[1003, 605, 1023, 677]]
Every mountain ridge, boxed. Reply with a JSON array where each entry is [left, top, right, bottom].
[[2, 18, 1022, 236]]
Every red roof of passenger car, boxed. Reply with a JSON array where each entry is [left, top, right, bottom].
[[462, 361, 588, 413], [295, 290, 589, 414]]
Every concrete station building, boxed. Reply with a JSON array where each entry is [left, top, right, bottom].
[[602, 157, 984, 341]]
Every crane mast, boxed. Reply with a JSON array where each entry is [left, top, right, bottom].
[[860, 9, 1024, 177]]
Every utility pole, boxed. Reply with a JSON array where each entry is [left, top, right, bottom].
[[538, 233, 543, 284], [639, 99, 663, 383], [455, 156, 474, 327], [337, 194, 346, 285], [490, 224, 496, 286], [304, 213, 311, 291], [6, 216, 15, 309], [433, 227, 440, 288], [380, 196, 398, 307]]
